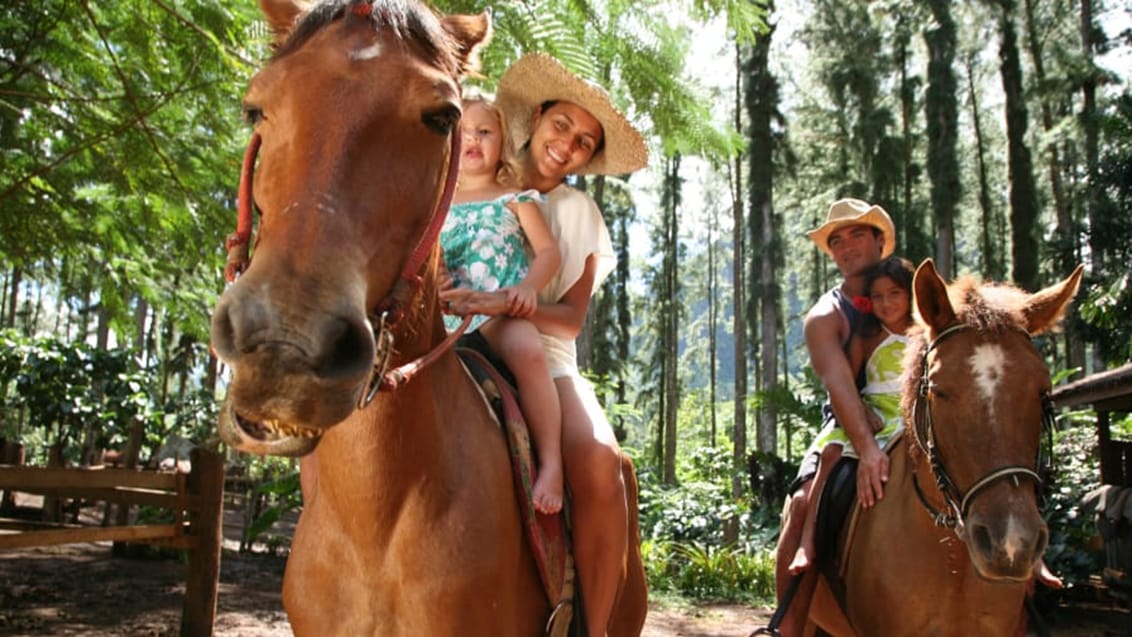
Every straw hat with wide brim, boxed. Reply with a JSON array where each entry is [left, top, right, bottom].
[[807, 198, 896, 258], [495, 53, 648, 176]]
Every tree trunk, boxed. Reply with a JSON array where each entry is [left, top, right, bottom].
[[1081, 0, 1102, 373], [729, 42, 749, 544], [965, 55, 1004, 281], [115, 297, 150, 544], [925, 0, 960, 278], [614, 207, 631, 440], [578, 175, 606, 370], [662, 156, 681, 485], [708, 202, 718, 448], [997, 0, 1040, 290], [896, 26, 916, 257], [745, 19, 778, 456], [5, 266, 21, 329]]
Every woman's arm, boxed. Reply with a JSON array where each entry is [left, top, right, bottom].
[[526, 254, 595, 340], [440, 253, 597, 341], [506, 199, 561, 317]]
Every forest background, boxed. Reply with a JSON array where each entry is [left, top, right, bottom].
[[1, 0, 1130, 607]]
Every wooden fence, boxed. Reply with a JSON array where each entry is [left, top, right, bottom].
[[0, 447, 225, 637]]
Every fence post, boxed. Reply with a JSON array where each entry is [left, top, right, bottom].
[[180, 448, 225, 637]]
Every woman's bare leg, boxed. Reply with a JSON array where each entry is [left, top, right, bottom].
[[556, 375, 625, 637], [482, 318, 563, 513]]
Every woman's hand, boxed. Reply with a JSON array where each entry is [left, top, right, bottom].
[[439, 288, 510, 317]]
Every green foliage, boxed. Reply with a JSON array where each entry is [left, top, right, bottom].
[[0, 329, 156, 452], [636, 438, 780, 603], [0, 329, 217, 464], [643, 539, 775, 602], [1, 0, 259, 344], [1042, 412, 1106, 589], [245, 469, 303, 550]]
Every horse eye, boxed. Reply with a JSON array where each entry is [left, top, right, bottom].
[[422, 104, 460, 135], [242, 105, 264, 125]]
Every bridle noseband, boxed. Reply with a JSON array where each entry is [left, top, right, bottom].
[[226, 125, 472, 410], [910, 324, 1056, 537]]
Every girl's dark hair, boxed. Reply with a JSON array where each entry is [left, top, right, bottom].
[[859, 256, 915, 337], [866, 256, 914, 296]]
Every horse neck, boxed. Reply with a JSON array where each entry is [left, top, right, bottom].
[[311, 363, 450, 532], [897, 437, 972, 569]]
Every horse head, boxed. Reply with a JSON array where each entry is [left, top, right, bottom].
[[210, 0, 491, 456], [905, 259, 1083, 581]]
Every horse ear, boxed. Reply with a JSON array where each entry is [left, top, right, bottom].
[[259, 0, 307, 46], [913, 259, 956, 332], [1022, 264, 1085, 335], [442, 10, 493, 76]]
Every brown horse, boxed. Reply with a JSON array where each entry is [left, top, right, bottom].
[[805, 260, 1083, 636], [209, 1, 647, 634]]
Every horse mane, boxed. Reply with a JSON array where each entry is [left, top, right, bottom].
[[273, 0, 467, 77]]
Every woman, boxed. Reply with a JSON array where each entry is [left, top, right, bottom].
[[442, 52, 648, 637]]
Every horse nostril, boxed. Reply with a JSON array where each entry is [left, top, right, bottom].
[[210, 299, 239, 361], [313, 316, 375, 382], [970, 522, 994, 559]]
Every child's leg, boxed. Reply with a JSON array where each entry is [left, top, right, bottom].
[[789, 444, 843, 575], [480, 318, 563, 514]]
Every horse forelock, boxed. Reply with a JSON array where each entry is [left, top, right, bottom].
[[950, 276, 1030, 335], [273, 0, 463, 77]]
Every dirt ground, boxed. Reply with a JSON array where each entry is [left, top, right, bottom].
[[0, 495, 1128, 636]]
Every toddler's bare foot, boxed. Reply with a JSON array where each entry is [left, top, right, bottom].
[[1033, 559, 1063, 589], [532, 462, 563, 515], [788, 546, 812, 575]]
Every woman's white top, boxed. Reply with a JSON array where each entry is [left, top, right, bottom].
[[536, 184, 615, 378]]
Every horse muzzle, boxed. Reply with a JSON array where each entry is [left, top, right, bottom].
[[963, 505, 1048, 581], [217, 391, 324, 457]]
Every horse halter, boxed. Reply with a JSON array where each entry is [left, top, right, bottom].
[[910, 324, 1056, 537], [225, 126, 472, 409]]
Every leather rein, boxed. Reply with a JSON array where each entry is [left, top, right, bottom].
[[909, 324, 1055, 537], [224, 130, 473, 408]]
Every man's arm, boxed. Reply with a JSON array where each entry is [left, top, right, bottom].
[[804, 303, 889, 508]]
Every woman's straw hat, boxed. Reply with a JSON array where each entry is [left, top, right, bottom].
[[496, 53, 648, 176], [807, 198, 896, 258]]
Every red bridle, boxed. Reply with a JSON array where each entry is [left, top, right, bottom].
[[223, 128, 472, 406]]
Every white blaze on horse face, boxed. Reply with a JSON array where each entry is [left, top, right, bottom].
[[969, 343, 1007, 419], [1002, 513, 1029, 565], [351, 42, 384, 61]]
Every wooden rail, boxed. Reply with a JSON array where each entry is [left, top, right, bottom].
[[0, 447, 225, 637]]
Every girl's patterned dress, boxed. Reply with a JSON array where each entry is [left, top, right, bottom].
[[440, 190, 541, 332], [808, 328, 909, 457]]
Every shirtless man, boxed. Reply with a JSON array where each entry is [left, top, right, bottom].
[[773, 197, 895, 636]]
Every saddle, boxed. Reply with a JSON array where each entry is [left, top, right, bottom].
[[813, 455, 858, 602], [455, 338, 576, 636]]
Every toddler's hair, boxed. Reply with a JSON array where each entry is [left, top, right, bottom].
[[462, 93, 523, 188]]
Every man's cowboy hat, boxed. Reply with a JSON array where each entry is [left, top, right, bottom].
[[496, 53, 648, 176], [807, 198, 896, 258]]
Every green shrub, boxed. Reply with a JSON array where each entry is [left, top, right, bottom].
[[642, 538, 774, 603]]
